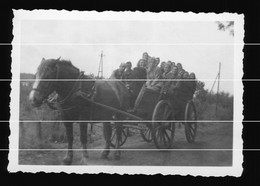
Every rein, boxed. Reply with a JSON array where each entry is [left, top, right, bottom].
[[56, 72, 85, 107], [32, 88, 41, 92]]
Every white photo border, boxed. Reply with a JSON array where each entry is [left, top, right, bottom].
[[9, 10, 244, 176]]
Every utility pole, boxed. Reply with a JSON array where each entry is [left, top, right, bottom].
[[97, 51, 105, 79], [201, 63, 222, 119], [216, 62, 221, 117]]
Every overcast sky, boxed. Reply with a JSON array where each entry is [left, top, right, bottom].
[[19, 20, 234, 94]]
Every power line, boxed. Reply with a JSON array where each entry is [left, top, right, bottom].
[[97, 51, 105, 78], [199, 63, 221, 118], [216, 62, 221, 117]]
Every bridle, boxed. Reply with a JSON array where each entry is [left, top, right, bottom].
[[32, 64, 59, 96], [32, 63, 86, 109], [56, 71, 85, 107]]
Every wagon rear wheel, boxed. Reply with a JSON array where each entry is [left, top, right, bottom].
[[184, 101, 197, 143], [140, 123, 153, 142], [152, 100, 175, 149], [110, 124, 129, 148]]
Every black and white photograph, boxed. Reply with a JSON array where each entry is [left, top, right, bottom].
[[9, 10, 244, 176]]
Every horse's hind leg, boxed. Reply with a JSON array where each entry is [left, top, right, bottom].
[[63, 122, 74, 165], [79, 122, 89, 165], [101, 122, 111, 159]]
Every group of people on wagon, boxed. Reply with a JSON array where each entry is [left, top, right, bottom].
[[110, 52, 197, 105]]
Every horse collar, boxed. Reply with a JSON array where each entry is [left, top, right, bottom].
[[56, 72, 84, 107]]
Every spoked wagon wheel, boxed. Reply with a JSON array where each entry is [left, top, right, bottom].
[[184, 101, 197, 143], [110, 123, 129, 148], [152, 100, 175, 149], [140, 123, 153, 142]]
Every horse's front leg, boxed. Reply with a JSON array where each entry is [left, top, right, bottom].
[[101, 122, 111, 159], [114, 122, 122, 160], [79, 122, 89, 165], [63, 122, 74, 165]]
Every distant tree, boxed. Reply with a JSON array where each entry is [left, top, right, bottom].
[[88, 73, 95, 79], [193, 80, 233, 120], [20, 73, 35, 79], [193, 81, 208, 119], [216, 21, 234, 36], [88, 73, 104, 79], [194, 81, 208, 102]]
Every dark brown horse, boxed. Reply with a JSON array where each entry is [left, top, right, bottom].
[[29, 57, 146, 165]]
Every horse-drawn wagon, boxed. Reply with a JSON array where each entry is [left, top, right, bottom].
[[29, 58, 197, 164], [91, 84, 197, 150]]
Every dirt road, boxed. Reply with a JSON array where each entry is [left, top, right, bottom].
[[19, 122, 233, 166]]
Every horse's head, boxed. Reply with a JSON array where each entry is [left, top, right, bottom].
[[29, 57, 60, 107]]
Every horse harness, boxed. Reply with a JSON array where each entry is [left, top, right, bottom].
[[46, 71, 95, 111]]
